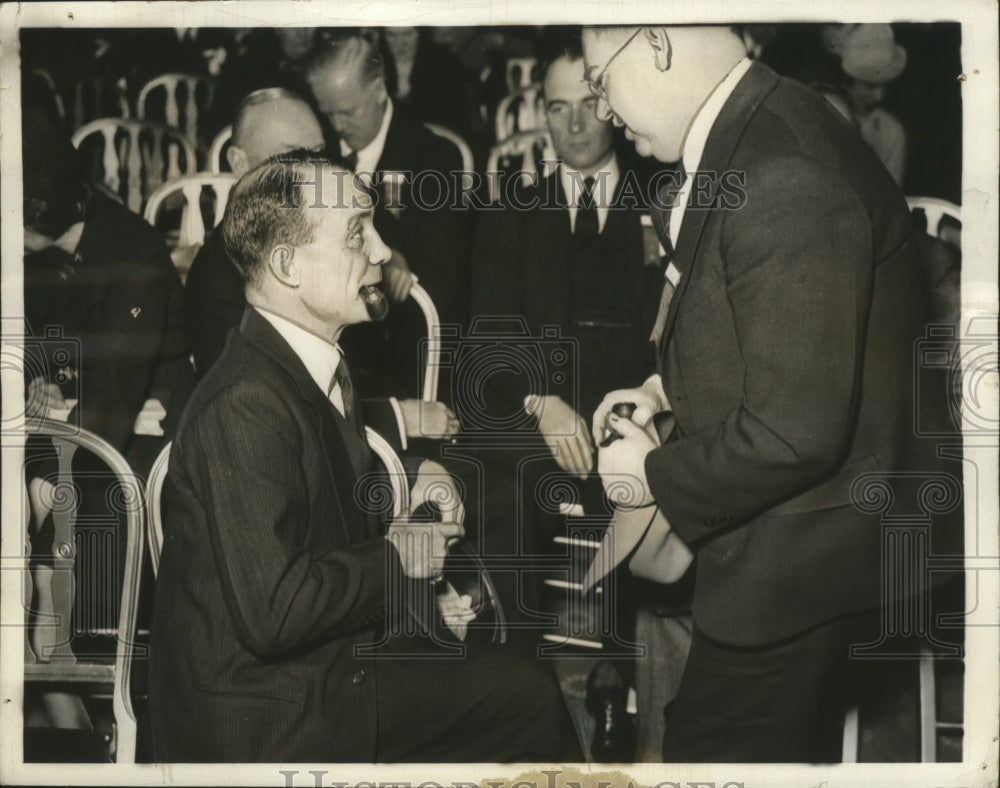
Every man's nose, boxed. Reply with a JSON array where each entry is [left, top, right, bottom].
[[569, 106, 585, 132], [367, 225, 391, 265]]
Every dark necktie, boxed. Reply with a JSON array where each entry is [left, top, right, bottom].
[[574, 176, 599, 243], [649, 163, 687, 346], [342, 149, 359, 172], [330, 355, 362, 434]]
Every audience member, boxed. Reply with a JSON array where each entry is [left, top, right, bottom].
[[378, 27, 486, 158], [206, 27, 319, 140], [839, 24, 908, 184], [468, 39, 668, 751], [21, 100, 193, 730], [149, 152, 577, 762], [305, 32, 474, 402]]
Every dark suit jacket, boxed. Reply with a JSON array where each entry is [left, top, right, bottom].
[[24, 191, 193, 455], [149, 308, 405, 762], [183, 228, 243, 377], [646, 62, 938, 646], [340, 104, 473, 401], [469, 169, 664, 423]]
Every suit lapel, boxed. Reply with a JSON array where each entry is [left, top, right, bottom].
[[240, 309, 367, 544], [658, 62, 782, 350]]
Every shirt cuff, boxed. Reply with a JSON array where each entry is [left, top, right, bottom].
[[388, 397, 408, 451], [643, 374, 668, 411]]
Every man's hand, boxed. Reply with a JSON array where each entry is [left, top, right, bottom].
[[26, 376, 68, 419], [399, 399, 460, 439], [597, 414, 657, 508], [383, 248, 415, 303], [386, 460, 464, 579], [531, 395, 594, 479], [591, 379, 668, 445]]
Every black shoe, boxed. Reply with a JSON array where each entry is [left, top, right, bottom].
[[585, 661, 636, 762]]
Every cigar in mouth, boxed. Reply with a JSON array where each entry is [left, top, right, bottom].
[[360, 284, 389, 320]]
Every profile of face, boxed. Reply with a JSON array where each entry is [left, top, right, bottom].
[[582, 28, 687, 163], [308, 63, 388, 153], [228, 98, 326, 177], [275, 27, 317, 63], [287, 167, 392, 330], [543, 56, 614, 174]]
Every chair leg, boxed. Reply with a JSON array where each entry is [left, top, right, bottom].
[[841, 705, 860, 763], [919, 646, 937, 762]]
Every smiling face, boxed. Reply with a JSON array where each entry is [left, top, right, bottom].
[[543, 55, 614, 174], [308, 62, 388, 153], [293, 168, 391, 332], [582, 28, 687, 163]]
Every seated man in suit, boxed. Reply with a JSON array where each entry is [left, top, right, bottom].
[[305, 31, 474, 402], [149, 151, 577, 763], [466, 41, 665, 621], [184, 87, 458, 445]]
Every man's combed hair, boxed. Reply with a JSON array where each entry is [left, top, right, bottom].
[[305, 30, 385, 86], [221, 149, 334, 290]]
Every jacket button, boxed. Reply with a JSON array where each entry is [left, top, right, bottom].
[[352, 670, 367, 685]]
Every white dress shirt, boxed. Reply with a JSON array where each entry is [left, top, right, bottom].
[[668, 57, 753, 250], [559, 152, 619, 235], [254, 307, 408, 446]]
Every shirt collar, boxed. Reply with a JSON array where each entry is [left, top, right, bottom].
[[340, 98, 394, 174], [559, 152, 620, 207], [254, 306, 342, 396], [680, 57, 753, 175]]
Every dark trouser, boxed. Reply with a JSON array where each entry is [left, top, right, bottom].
[[662, 609, 881, 763], [375, 639, 580, 762]]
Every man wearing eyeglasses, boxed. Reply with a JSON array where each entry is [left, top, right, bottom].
[[585, 26, 938, 762]]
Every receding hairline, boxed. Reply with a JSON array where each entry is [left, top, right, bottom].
[[232, 89, 316, 145]]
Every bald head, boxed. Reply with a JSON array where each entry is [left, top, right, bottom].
[[582, 26, 746, 162], [227, 89, 325, 177]]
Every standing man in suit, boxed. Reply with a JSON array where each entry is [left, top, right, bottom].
[[585, 26, 937, 762], [305, 32, 473, 401], [471, 40, 663, 479], [150, 152, 576, 762]]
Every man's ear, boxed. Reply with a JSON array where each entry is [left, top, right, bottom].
[[268, 244, 300, 287], [227, 145, 249, 178], [643, 27, 672, 72]]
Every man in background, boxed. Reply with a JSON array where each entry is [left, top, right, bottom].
[[306, 32, 473, 402]]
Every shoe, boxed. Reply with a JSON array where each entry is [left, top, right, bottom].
[[585, 661, 636, 762]]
